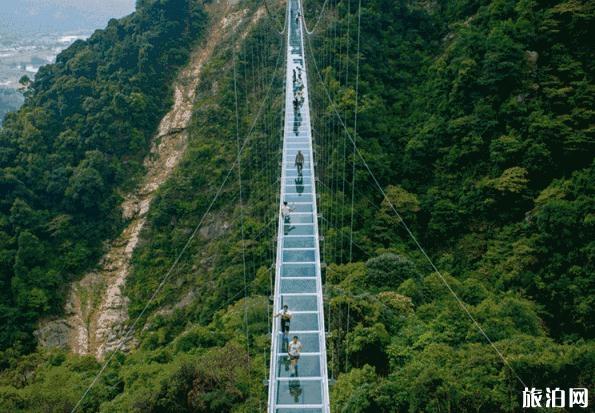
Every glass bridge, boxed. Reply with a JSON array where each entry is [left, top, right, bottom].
[[267, 0, 330, 411]]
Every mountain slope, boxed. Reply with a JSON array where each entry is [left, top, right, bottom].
[[303, 0, 594, 410], [35, 1, 251, 360], [0, 0, 207, 354]]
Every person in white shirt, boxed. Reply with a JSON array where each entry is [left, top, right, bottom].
[[288, 335, 303, 373], [281, 201, 294, 223]]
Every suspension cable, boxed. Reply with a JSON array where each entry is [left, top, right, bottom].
[[348, 0, 361, 262], [263, 0, 287, 35], [232, 44, 250, 359], [301, 0, 330, 35]]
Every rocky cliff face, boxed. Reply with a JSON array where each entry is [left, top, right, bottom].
[[35, 2, 259, 359]]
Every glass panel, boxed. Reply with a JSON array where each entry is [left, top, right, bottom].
[[283, 249, 315, 262], [284, 189, 312, 198], [281, 263, 316, 277], [276, 379, 323, 405], [286, 133, 308, 139], [283, 250, 315, 262], [291, 203, 313, 213], [280, 278, 316, 293], [286, 214, 313, 224], [278, 332, 320, 352], [289, 313, 319, 331], [283, 224, 314, 236], [273, 314, 319, 337], [277, 354, 321, 377], [277, 409, 322, 413], [284, 164, 310, 170], [285, 194, 313, 202], [284, 237, 315, 248], [281, 294, 317, 311], [285, 177, 312, 185], [285, 181, 312, 187], [285, 182, 312, 187], [285, 151, 310, 157], [286, 171, 311, 178], [285, 164, 311, 170]]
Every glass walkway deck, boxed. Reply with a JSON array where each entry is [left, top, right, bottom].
[[267, 0, 330, 411]]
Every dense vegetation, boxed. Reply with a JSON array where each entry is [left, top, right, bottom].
[[0, 0, 593, 412], [1, 0, 285, 410], [305, 0, 594, 410], [0, 0, 206, 354]]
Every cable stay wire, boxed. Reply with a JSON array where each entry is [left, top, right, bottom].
[[232, 44, 250, 360], [348, 0, 361, 262], [262, 0, 287, 35], [71, 27, 286, 413], [301, 0, 330, 35], [339, 0, 352, 263], [303, 6, 528, 389]]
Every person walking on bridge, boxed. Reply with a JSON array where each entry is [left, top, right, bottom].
[[295, 150, 304, 175], [288, 335, 303, 375], [274, 304, 293, 348], [281, 201, 295, 223]]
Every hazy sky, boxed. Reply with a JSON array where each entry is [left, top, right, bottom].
[[0, 0, 136, 34]]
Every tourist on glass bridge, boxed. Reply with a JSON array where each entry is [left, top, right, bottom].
[[295, 150, 304, 175]]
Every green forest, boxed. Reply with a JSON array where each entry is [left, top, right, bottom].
[[0, 0, 593, 412], [0, 0, 207, 352]]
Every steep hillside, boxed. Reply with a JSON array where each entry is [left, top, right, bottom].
[[304, 0, 594, 410], [0, 0, 285, 410], [35, 0, 254, 361], [0, 0, 592, 412], [0, 0, 206, 354]]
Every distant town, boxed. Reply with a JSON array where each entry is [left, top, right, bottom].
[[0, 32, 89, 123]]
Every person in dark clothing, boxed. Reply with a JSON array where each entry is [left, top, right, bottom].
[[295, 150, 304, 175], [274, 304, 293, 348]]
